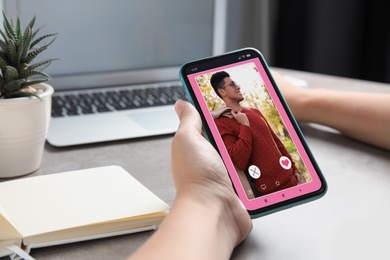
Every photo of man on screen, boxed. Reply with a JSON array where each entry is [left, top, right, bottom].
[[209, 71, 304, 197]]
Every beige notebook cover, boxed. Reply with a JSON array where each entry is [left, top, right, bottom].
[[0, 165, 170, 259]]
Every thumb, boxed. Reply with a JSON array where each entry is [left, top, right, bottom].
[[174, 100, 202, 135]]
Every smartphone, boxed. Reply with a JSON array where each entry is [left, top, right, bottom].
[[179, 48, 327, 218]]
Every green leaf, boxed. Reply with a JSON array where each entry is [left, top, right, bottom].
[[7, 39, 18, 65], [0, 38, 7, 52], [0, 29, 8, 43], [27, 15, 36, 30], [20, 78, 49, 89], [0, 56, 9, 70], [29, 58, 61, 70], [29, 33, 57, 50], [25, 37, 56, 63], [19, 26, 32, 61], [0, 77, 5, 91], [15, 17, 21, 42], [31, 24, 43, 41], [19, 69, 51, 80], [4, 66, 19, 82], [2, 12, 17, 41], [3, 79, 25, 92], [0, 49, 7, 56]]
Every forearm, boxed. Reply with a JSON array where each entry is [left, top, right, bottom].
[[129, 191, 237, 260], [298, 89, 390, 150]]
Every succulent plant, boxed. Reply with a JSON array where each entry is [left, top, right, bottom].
[[0, 12, 59, 99]]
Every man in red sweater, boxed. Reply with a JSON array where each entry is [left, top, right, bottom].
[[210, 71, 303, 197]]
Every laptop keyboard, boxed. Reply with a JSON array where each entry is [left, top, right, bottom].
[[51, 84, 187, 117]]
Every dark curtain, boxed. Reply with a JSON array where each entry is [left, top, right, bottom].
[[271, 0, 390, 84]]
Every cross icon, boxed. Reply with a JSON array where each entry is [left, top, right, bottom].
[[248, 165, 261, 179]]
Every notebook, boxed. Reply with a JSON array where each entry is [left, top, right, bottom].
[[0, 165, 170, 260], [3, 0, 227, 146]]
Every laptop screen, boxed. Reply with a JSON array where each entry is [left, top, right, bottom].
[[3, 0, 226, 90]]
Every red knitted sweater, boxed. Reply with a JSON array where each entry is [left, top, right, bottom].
[[215, 107, 298, 195]]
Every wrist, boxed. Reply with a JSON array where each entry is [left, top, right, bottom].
[[175, 183, 252, 247], [291, 88, 324, 122], [298, 88, 331, 122], [173, 189, 236, 256], [175, 183, 234, 215]]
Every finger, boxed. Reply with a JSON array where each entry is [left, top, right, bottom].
[[231, 110, 237, 118], [174, 100, 202, 135]]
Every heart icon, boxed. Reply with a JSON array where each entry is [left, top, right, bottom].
[[281, 159, 289, 167], [279, 156, 292, 170]]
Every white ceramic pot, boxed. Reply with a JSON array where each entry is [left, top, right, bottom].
[[0, 83, 54, 178]]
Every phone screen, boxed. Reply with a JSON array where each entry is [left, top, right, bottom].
[[180, 48, 327, 217]]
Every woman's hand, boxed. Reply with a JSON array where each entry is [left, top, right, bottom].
[[130, 100, 252, 260]]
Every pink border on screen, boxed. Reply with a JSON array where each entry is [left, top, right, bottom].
[[187, 58, 322, 210]]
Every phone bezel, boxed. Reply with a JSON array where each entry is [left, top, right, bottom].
[[179, 48, 327, 218]]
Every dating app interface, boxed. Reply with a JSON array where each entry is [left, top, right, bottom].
[[186, 57, 323, 210]]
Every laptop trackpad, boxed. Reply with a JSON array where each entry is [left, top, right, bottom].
[[129, 108, 179, 132]]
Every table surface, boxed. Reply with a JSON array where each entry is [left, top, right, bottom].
[[3, 68, 390, 260]]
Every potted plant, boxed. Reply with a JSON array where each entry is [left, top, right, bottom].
[[0, 12, 59, 178]]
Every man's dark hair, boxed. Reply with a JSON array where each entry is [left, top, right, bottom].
[[210, 71, 230, 98]]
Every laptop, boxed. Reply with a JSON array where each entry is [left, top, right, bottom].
[[4, 0, 227, 146]]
